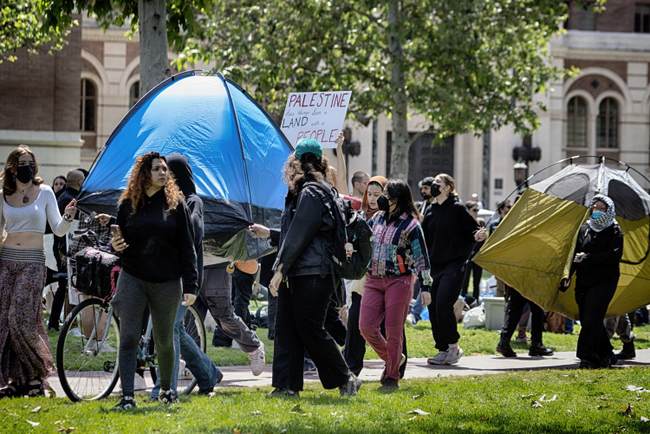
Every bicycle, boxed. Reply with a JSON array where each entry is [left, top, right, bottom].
[[55, 230, 207, 402]]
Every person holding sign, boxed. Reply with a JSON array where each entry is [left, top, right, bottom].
[[269, 138, 361, 397]]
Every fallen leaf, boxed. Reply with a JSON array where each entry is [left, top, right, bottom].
[[539, 394, 558, 402], [26, 420, 40, 427], [411, 394, 423, 400], [251, 410, 262, 416], [623, 403, 634, 417], [532, 401, 543, 409], [640, 416, 649, 423], [407, 409, 430, 416], [31, 406, 41, 413]]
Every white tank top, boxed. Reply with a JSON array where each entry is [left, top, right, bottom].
[[1, 184, 71, 236]]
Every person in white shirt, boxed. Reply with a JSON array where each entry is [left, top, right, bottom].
[[0, 145, 76, 399]]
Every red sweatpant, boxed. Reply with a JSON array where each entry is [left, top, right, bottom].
[[359, 274, 413, 381]]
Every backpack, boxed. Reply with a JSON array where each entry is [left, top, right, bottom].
[[304, 182, 372, 280], [72, 247, 120, 298]]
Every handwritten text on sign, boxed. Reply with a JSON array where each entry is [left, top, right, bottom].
[[280, 91, 352, 148]]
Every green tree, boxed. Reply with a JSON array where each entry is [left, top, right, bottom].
[[1, 0, 210, 94], [179, 0, 600, 179]]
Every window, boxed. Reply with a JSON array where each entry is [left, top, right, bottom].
[[597, 97, 619, 149], [567, 96, 588, 148], [129, 81, 140, 108], [635, 4, 650, 33], [80, 79, 97, 132]]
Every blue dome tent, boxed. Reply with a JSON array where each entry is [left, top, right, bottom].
[[77, 71, 291, 259]]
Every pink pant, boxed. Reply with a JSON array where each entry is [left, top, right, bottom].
[[359, 275, 413, 381]]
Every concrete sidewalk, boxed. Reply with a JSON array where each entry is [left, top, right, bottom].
[[48, 349, 650, 398]]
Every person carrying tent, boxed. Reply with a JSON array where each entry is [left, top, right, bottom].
[[561, 194, 624, 369], [493, 199, 554, 358], [267, 138, 361, 397]]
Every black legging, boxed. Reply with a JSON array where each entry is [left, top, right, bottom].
[[576, 279, 617, 366], [427, 260, 465, 352], [500, 287, 545, 344], [461, 261, 482, 302], [272, 275, 350, 391]]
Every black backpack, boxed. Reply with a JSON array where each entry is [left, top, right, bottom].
[[304, 182, 372, 280], [72, 247, 120, 298]]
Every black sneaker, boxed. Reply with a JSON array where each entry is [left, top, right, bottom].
[[159, 389, 177, 405], [496, 340, 517, 358], [528, 343, 554, 357], [378, 378, 399, 393], [114, 396, 136, 411], [339, 374, 362, 397], [616, 340, 636, 360], [267, 388, 299, 398]]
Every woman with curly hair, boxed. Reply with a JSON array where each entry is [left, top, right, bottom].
[[110, 152, 198, 409], [0, 145, 77, 398], [268, 138, 360, 397]]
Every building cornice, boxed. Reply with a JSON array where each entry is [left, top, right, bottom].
[[0, 130, 83, 147]]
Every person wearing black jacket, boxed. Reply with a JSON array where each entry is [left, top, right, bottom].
[[48, 169, 84, 331], [420, 174, 486, 365], [267, 138, 360, 397], [149, 153, 222, 399], [562, 194, 624, 368], [494, 199, 554, 358], [110, 152, 198, 409]]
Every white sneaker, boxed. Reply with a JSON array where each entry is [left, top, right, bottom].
[[427, 351, 448, 365], [248, 341, 265, 376], [405, 314, 417, 326], [444, 345, 464, 365], [84, 338, 116, 354]]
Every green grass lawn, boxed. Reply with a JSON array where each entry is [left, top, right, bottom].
[[2, 368, 650, 433]]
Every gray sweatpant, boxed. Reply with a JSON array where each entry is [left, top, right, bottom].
[[605, 314, 634, 344], [202, 266, 260, 353], [111, 270, 181, 397]]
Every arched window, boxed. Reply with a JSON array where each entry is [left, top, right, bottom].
[[567, 96, 587, 148], [80, 79, 97, 132], [129, 81, 140, 108], [597, 97, 619, 148]]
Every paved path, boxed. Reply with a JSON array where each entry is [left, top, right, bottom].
[[47, 349, 650, 398]]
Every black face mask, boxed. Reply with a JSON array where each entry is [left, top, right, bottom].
[[16, 165, 34, 184], [377, 195, 390, 212], [430, 184, 442, 198]]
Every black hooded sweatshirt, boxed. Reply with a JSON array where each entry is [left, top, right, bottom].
[[167, 153, 205, 289], [116, 155, 199, 294]]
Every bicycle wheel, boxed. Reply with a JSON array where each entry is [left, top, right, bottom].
[[178, 304, 206, 395], [56, 298, 120, 401]]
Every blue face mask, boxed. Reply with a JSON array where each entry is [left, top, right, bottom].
[[591, 210, 605, 220]]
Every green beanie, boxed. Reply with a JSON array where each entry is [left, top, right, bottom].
[[294, 138, 323, 160]]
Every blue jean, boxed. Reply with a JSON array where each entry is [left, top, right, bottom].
[[409, 281, 425, 322], [151, 305, 222, 398]]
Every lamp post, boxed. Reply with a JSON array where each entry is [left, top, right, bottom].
[[513, 160, 528, 191]]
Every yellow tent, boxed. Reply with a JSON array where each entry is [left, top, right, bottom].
[[474, 160, 650, 319]]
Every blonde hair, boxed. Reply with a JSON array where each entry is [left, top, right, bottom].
[[436, 173, 458, 197]]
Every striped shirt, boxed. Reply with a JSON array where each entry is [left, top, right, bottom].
[[367, 211, 430, 277]]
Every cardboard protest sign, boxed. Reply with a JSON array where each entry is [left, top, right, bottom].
[[280, 91, 352, 148]]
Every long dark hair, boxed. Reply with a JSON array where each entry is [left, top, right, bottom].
[[385, 179, 420, 221], [2, 145, 44, 195]]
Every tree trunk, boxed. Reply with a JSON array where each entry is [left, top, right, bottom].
[[387, 0, 409, 180], [138, 0, 169, 94]]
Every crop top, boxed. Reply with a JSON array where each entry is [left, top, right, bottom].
[[0, 184, 71, 237]]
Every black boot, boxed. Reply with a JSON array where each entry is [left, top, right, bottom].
[[529, 343, 554, 357], [496, 336, 517, 358], [616, 340, 636, 360]]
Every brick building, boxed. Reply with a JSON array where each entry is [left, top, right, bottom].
[[1, 2, 649, 205]]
